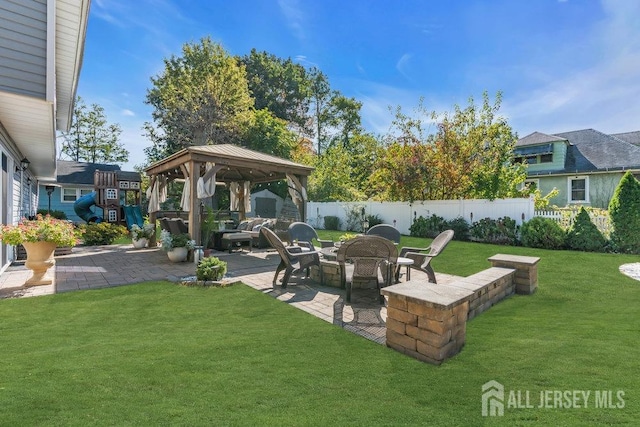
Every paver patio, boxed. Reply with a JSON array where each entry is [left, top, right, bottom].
[[0, 244, 460, 344]]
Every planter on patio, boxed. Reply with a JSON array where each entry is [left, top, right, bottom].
[[23, 241, 57, 286], [167, 247, 188, 262], [132, 238, 148, 249]]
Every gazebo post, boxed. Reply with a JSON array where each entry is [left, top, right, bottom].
[[148, 175, 158, 247], [188, 160, 201, 245]]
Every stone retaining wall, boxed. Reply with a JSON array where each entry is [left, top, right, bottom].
[[382, 253, 540, 365]]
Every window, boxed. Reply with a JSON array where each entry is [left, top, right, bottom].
[[523, 179, 539, 191], [540, 154, 553, 163], [568, 176, 589, 203], [514, 144, 553, 164], [62, 188, 93, 203]]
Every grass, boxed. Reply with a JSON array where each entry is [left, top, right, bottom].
[[1, 236, 639, 425]]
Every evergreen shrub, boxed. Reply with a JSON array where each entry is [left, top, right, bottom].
[[324, 216, 341, 230], [565, 207, 607, 252], [608, 171, 640, 253], [520, 217, 565, 249]]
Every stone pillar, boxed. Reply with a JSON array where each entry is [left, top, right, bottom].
[[381, 282, 473, 365], [487, 254, 540, 295]]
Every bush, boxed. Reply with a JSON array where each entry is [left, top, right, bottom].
[[81, 223, 128, 245], [608, 171, 640, 253], [196, 256, 227, 281], [470, 217, 518, 245], [36, 209, 67, 220], [520, 217, 565, 249], [324, 216, 341, 230], [366, 214, 384, 228], [565, 207, 607, 252], [344, 206, 364, 232], [409, 214, 446, 238], [445, 217, 470, 241]]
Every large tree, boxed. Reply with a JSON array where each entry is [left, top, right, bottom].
[[374, 91, 526, 201], [240, 49, 311, 136], [60, 96, 128, 164], [145, 37, 253, 159]]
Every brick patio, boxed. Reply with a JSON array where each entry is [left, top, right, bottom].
[[0, 244, 459, 344]]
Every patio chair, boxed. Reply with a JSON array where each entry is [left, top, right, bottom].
[[261, 227, 323, 288], [159, 217, 172, 233], [287, 222, 333, 250], [337, 235, 398, 304], [366, 224, 401, 244], [398, 229, 454, 283], [167, 218, 188, 235]]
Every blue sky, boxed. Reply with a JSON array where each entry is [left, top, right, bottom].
[[77, 0, 640, 170]]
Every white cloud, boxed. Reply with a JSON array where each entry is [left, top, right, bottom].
[[395, 53, 413, 81], [278, 0, 306, 41], [121, 109, 135, 117], [503, 0, 640, 135]]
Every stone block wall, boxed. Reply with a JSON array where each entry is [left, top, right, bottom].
[[381, 253, 540, 365], [487, 254, 539, 295], [381, 283, 473, 365]]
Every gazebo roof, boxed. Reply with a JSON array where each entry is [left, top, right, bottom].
[[144, 144, 314, 183]]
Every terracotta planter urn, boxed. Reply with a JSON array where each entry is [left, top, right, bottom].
[[22, 241, 57, 286], [167, 247, 188, 262], [132, 238, 148, 249]]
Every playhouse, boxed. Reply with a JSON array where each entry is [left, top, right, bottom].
[[73, 170, 144, 228]]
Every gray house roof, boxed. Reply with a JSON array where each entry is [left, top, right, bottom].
[[518, 128, 640, 175], [515, 131, 567, 147], [612, 131, 640, 147], [56, 160, 120, 185]]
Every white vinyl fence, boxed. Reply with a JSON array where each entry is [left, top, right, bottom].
[[307, 197, 535, 235], [534, 209, 612, 236]]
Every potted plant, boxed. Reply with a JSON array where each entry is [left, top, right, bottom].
[[130, 222, 155, 249], [159, 230, 195, 262], [196, 256, 227, 281], [0, 214, 78, 286]]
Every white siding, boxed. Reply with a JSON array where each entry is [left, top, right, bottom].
[[0, 0, 47, 98]]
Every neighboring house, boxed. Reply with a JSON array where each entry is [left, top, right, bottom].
[[0, 0, 90, 269], [515, 129, 640, 209], [38, 160, 120, 223]]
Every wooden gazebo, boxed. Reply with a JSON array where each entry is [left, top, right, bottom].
[[144, 144, 314, 246]]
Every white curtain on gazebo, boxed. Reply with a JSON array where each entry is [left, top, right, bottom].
[[180, 163, 191, 211], [197, 163, 224, 199], [146, 175, 167, 213], [286, 174, 306, 208], [230, 181, 251, 212]]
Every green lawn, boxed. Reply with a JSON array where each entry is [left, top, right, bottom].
[[0, 237, 638, 425]]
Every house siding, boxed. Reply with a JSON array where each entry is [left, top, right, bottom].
[[526, 141, 567, 173], [536, 172, 625, 209], [38, 184, 96, 223], [0, 0, 47, 99]]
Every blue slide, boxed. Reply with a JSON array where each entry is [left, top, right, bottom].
[[123, 205, 144, 229], [73, 191, 102, 223]]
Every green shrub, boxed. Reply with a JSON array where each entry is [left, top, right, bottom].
[[81, 223, 128, 245], [470, 217, 518, 245], [608, 171, 640, 253], [324, 216, 341, 230], [196, 256, 227, 281], [36, 209, 67, 220], [565, 207, 607, 252], [520, 217, 565, 249], [444, 217, 470, 241], [409, 214, 446, 238], [366, 214, 384, 228]]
